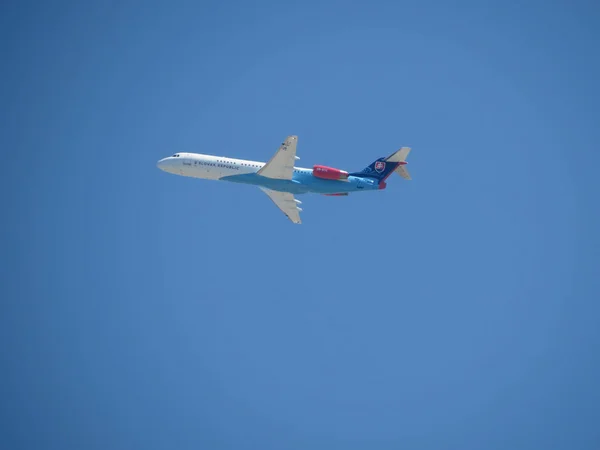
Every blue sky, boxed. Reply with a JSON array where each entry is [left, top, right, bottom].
[[2, 0, 599, 449]]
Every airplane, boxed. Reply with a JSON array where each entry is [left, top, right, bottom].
[[156, 135, 412, 224]]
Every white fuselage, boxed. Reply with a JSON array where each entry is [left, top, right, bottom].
[[157, 152, 313, 180]]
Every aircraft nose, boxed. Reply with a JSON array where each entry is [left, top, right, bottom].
[[157, 158, 168, 171]]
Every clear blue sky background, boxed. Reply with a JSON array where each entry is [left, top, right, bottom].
[[2, 1, 599, 449]]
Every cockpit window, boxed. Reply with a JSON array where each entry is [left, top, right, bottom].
[[172, 154, 180, 157]]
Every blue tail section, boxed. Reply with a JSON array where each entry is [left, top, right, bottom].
[[350, 157, 399, 182]]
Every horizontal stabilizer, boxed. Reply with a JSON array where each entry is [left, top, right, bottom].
[[385, 147, 411, 163], [395, 165, 411, 180], [386, 147, 412, 180]]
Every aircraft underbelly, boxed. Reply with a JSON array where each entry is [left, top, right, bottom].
[[221, 173, 376, 194]]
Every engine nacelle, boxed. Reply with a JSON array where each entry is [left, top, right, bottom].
[[313, 165, 349, 180]]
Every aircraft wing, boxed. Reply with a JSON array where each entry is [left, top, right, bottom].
[[259, 187, 302, 224], [257, 135, 298, 180]]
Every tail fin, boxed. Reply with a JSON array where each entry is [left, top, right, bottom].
[[349, 157, 399, 181], [349, 146, 412, 185]]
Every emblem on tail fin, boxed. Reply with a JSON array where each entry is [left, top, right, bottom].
[[375, 161, 386, 173]]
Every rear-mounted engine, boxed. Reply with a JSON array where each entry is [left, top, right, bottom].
[[313, 165, 349, 180]]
